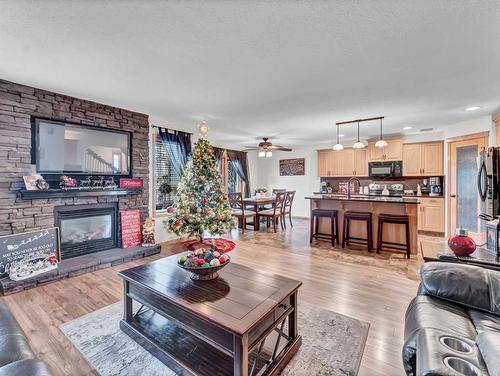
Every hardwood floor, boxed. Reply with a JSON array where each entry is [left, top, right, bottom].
[[0, 218, 437, 376]]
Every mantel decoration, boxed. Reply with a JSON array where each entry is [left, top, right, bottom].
[[167, 123, 235, 242]]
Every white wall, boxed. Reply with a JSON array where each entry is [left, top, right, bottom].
[[248, 147, 320, 218]]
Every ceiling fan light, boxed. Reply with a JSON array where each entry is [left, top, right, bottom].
[[332, 143, 344, 151], [375, 139, 388, 148], [353, 141, 365, 149], [265, 151, 272, 158], [258, 150, 266, 157]]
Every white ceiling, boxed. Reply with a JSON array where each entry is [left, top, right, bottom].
[[1, 1, 500, 149]]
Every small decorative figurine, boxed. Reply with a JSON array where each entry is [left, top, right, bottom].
[[59, 175, 77, 189], [92, 176, 104, 188], [79, 176, 92, 188], [35, 177, 49, 190], [141, 217, 156, 246], [104, 176, 117, 189]]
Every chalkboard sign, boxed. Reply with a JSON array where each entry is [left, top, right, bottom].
[[279, 158, 305, 176], [121, 210, 142, 248], [0, 228, 60, 279]]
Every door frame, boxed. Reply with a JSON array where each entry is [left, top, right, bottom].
[[447, 132, 489, 237]]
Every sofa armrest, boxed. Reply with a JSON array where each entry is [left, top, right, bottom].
[[420, 262, 500, 316]]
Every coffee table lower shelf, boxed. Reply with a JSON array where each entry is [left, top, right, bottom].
[[120, 309, 301, 376]]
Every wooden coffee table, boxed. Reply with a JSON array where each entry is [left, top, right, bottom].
[[118, 254, 302, 376]]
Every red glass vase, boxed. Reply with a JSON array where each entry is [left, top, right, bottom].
[[448, 228, 476, 257]]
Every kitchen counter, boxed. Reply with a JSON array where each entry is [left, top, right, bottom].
[[306, 193, 419, 254], [306, 194, 420, 204]]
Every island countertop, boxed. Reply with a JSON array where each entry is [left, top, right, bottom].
[[305, 194, 420, 204]]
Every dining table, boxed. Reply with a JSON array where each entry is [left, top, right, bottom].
[[243, 195, 276, 231]]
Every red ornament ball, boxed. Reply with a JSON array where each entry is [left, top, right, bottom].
[[219, 254, 229, 264], [196, 258, 205, 266]]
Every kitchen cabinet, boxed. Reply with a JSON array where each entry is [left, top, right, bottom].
[[418, 197, 445, 232], [402, 141, 443, 176], [368, 138, 403, 162], [317, 148, 368, 177]]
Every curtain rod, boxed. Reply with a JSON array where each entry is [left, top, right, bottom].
[[336, 116, 384, 125], [150, 124, 193, 135]]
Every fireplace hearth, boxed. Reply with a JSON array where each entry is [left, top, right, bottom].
[[54, 203, 118, 259]]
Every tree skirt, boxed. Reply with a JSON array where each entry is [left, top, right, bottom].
[[60, 301, 369, 376]]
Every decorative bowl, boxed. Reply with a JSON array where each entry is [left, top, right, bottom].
[[178, 254, 230, 281]]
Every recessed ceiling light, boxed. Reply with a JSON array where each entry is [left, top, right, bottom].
[[465, 106, 481, 111], [403, 126, 412, 130], [339, 134, 345, 137]]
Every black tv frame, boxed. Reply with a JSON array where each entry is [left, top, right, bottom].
[[31, 117, 133, 177]]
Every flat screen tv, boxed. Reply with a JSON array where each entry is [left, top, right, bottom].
[[32, 118, 131, 175]]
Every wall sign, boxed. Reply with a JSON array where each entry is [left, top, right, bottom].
[[279, 158, 305, 176], [120, 178, 143, 189], [120, 209, 142, 248], [0, 228, 60, 280]]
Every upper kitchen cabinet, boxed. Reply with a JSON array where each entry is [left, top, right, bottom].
[[402, 141, 443, 176], [317, 148, 368, 177], [367, 138, 403, 161]]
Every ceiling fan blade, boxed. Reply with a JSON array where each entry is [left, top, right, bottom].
[[268, 145, 292, 151], [242, 148, 260, 151]]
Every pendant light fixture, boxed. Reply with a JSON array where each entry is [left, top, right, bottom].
[[332, 123, 344, 151], [352, 121, 365, 149], [375, 117, 388, 148]]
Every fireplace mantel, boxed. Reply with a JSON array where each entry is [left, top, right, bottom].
[[18, 188, 142, 199]]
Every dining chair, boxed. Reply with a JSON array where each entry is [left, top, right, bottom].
[[282, 191, 296, 229], [257, 191, 287, 232], [228, 192, 256, 234]]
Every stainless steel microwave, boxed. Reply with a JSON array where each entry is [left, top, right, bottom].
[[368, 161, 403, 178]]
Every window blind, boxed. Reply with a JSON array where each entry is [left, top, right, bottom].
[[153, 134, 181, 210]]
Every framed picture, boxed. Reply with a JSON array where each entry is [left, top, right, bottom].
[[279, 158, 305, 176], [23, 175, 43, 190]]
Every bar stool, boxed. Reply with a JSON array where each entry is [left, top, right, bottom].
[[309, 209, 339, 246], [377, 213, 411, 259], [342, 211, 372, 251]]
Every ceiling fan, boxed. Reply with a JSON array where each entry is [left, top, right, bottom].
[[243, 137, 292, 158]]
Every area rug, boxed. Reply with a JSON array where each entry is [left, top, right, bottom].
[[60, 301, 369, 376]]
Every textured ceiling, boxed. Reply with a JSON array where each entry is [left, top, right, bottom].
[[1, 0, 499, 148]]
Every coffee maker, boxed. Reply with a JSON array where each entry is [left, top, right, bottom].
[[429, 177, 442, 196]]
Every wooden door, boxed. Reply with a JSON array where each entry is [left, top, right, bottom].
[[368, 142, 385, 161], [422, 142, 443, 175], [384, 139, 403, 161], [317, 150, 330, 177], [402, 143, 422, 176], [354, 149, 368, 176], [448, 133, 488, 238]]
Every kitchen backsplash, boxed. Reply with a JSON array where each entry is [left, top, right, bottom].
[[320, 177, 445, 194]]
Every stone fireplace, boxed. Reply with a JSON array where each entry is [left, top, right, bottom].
[[54, 203, 118, 259]]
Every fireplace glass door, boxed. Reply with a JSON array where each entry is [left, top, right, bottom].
[[55, 203, 118, 259]]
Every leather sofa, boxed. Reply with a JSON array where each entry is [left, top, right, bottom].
[[0, 302, 53, 376], [403, 262, 500, 376]]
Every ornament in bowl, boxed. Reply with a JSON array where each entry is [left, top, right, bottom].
[[178, 247, 230, 280], [448, 228, 476, 257]]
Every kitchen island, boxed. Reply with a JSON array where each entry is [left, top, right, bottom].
[[305, 194, 420, 255]]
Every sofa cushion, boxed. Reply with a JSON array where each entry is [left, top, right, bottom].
[[420, 262, 500, 316], [476, 331, 500, 376], [402, 295, 477, 376], [0, 359, 53, 376], [0, 334, 34, 368], [468, 309, 500, 334], [0, 304, 25, 336]]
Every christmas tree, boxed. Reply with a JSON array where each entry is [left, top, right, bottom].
[[167, 137, 235, 241]]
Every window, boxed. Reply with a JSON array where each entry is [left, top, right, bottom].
[[227, 160, 242, 193], [153, 134, 180, 212]]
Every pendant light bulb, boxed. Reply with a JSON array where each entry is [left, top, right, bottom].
[[375, 118, 387, 148], [353, 121, 365, 149], [332, 123, 344, 151]]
